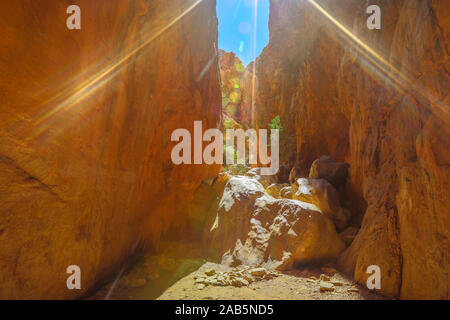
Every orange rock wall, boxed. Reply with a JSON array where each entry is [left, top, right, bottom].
[[245, 0, 449, 299], [219, 50, 251, 125], [0, 0, 221, 299]]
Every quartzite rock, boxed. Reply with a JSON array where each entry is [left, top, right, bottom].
[[238, 0, 449, 299], [0, 0, 221, 299], [209, 176, 345, 270]]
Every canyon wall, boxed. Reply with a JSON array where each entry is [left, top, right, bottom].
[[219, 50, 244, 122], [0, 0, 221, 299], [245, 0, 449, 299]]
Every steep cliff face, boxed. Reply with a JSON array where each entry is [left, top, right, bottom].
[[219, 50, 252, 125], [0, 0, 221, 299], [244, 0, 449, 299]]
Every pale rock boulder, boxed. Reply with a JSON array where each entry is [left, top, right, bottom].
[[279, 185, 294, 199], [245, 168, 278, 189], [209, 176, 345, 270], [309, 156, 350, 189], [293, 178, 349, 231], [266, 183, 293, 199]]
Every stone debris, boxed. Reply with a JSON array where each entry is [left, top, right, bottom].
[[209, 175, 345, 270], [249, 267, 267, 277], [193, 267, 279, 288], [331, 281, 343, 287], [292, 178, 349, 231], [320, 267, 338, 276], [320, 274, 331, 281], [319, 281, 335, 292], [204, 268, 216, 276]]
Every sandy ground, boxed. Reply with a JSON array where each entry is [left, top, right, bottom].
[[158, 262, 384, 300], [89, 241, 385, 300]]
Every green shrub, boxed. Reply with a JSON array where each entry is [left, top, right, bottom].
[[268, 115, 284, 132]]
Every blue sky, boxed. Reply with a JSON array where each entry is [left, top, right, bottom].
[[217, 0, 270, 66]]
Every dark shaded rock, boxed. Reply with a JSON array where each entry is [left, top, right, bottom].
[[309, 156, 350, 189]]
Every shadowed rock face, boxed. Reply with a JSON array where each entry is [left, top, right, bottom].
[[0, 0, 221, 299], [242, 0, 449, 299]]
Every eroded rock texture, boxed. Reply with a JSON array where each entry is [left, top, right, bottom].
[[219, 50, 247, 122], [0, 0, 221, 299], [243, 0, 449, 299], [209, 176, 345, 270]]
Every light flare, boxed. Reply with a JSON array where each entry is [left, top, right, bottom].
[[32, 0, 206, 140], [307, 0, 448, 119]]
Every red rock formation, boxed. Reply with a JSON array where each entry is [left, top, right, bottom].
[[243, 0, 449, 299], [218, 50, 250, 125], [209, 176, 345, 270], [0, 0, 221, 299]]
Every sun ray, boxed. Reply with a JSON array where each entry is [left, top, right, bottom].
[[307, 0, 448, 119], [31, 0, 206, 140]]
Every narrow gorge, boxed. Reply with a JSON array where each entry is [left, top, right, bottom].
[[0, 0, 448, 301]]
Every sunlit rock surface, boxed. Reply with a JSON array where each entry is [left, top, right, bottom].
[[241, 0, 449, 299], [0, 0, 221, 299], [293, 178, 349, 231], [209, 176, 345, 270], [219, 50, 247, 122]]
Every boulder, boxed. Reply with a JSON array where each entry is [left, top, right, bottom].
[[224, 164, 251, 176], [319, 281, 335, 292], [279, 186, 294, 199], [245, 168, 277, 189], [266, 183, 293, 199], [209, 176, 345, 270], [266, 183, 289, 198], [288, 166, 303, 185], [249, 268, 267, 277], [309, 156, 350, 189], [293, 178, 349, 231]]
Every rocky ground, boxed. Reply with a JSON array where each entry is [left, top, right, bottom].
[[159, 262, 385, 300], [90, 157, 385, 301], [91, 257, 384, 300], [88, 239, 385, 300]]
